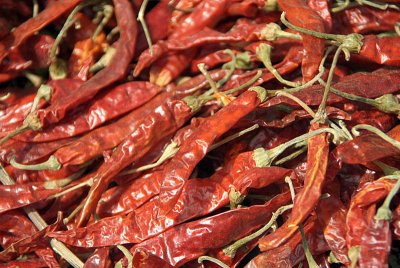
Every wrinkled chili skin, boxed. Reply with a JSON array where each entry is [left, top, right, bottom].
[[259, 123, 330, 251], [18, 81, 162, 142], [157, 89, 264, 218], [277, 0, 326, 82], [75, 96, 194, 226], [126, 193, 292, 267], [0, 0, 82, 63], [36, 0, 138, 126], [356, 36, 400, 66], [53, 91, 172, 167]]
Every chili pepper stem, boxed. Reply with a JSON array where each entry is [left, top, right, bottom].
[[256, 43, 301, 88], [50, 178, 94, 200], [351, 124, 400, 150], [357, 0, 399, 10], [280, 12, 363, 57], [210, 124, 259, 151], [299, 225, 319, 268], [10, 155, 61, 171], [223, 71, 262, 95], [313, 45, 344, 124], [198, 63, 219, 94], [63, 202, 85, 225], [217, 49, 237, 88], [0, 164, 84, 268], [32, 0, 39, 17], [284, 176, 296, 203], [198, 256, 229, 268], [92, 4, 113, 40], [116, 245, 133, 268], [274, 145, 307, 165], [137, 0, 153, 55], [276, 91, 316, 118], [375, 175, 400, 221], [253, 128, 341, 167], [223, 204, 293, 258], [120, 141, 180, 175], [260, 23, 302, 41], [348, 246, 361, 268], [229, 187, 246, 209]]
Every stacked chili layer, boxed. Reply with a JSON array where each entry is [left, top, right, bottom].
[[1, 0, 400, 267]]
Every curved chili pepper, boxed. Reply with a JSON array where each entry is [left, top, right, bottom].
[[246, 216, 328, 268], [49, 165, 290, 247], [0, 0, 82, 63], [123, 193, 292, 267], [157, 88, 266, 218], [355, 35, 400, 66], [277, 0, 326, 81], [75, 91, 204, 226], [35, 0, 137, 127], [259, 123, 330, 251], [18, 81, 162, 142], [332, 6, 400, 34]]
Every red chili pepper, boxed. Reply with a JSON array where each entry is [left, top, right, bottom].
[[0, 0, 82, 63], [332, 6, 400, 34], [355, 35, 400, 66], [83, 248, 111, 268], [156, 88, 266, 218], [35, 0, 137, 127], [123, 193, 292, 267], [259, 122, 330, 251], [277, 0, 326, 81], [18, 81, 162, 142], [247, 216, 329, 267]]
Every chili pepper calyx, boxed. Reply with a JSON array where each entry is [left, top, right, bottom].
[[348, 246, 360, 268], [249, 86, 267, 102], [10, 155, 61, 171], [374, 94, 400, 114], [23, 113, 42, 131], [229, 187, 246, 209], [183, 95, 203, 113], [260, 23, 301, 41], [49, 58, 68, 80], [337, 33, 363, 58], [253, 148, 271, 167]]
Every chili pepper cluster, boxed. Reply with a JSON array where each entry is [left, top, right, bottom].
[[0, 0, 400, 267]]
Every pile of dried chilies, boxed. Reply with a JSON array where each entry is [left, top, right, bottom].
[[1, 0, 400, 267]]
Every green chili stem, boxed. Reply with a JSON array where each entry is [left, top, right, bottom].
[[138, 0, 153, 55], [357, 0, 399, 10], [198, 256, 229, 268], [121, 141, 179, 175], [217, 49, 237, 88], [10, 155, 61, 171], [0, 164, 84, 268], [63, 202, 85, 225], [50, 178, 94, 200], [314, 45, 344, 124], [198, 70, 262, 103], [210, 124, 259, 151], [280, 12, 363, 56], [43, 169, 85, 189], [373, 161, 399, 176], [375, 175, 400, 221], [33, 0, 39, 17], [299, 225, 319, 268], [23, 71, 43, 87], [92, 4, 113, 40], [30, 84, 52, 113], [348, 246, 360, 268], [351, 124, 400, 150], [276, 91, 316, 118], [90, 47, 117, 73], [107, 26, 119, 41], [223, 204, 293, 258], [116, 245, 133, 268], [198, 63, 219, 94], [274, 145, 307, 166], [256, 43, 301, 88], [224, 70, 262, 95], [229, 187, 246, 209], [0, 125, 30, 146], [284, 176, 296, 203], [253, 127, 341, 167], [260, 23, 302, 41], [331, 0, 350, 12]]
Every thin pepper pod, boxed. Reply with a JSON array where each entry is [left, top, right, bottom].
[[34, 0, 137, 127], [0, 0, 82, 63], [18, 81, 162, 142], [277, 0, 326, 81], [259, 122, 330, 251], [157, 87, 266, 218], [75, 90, 204, 226]]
